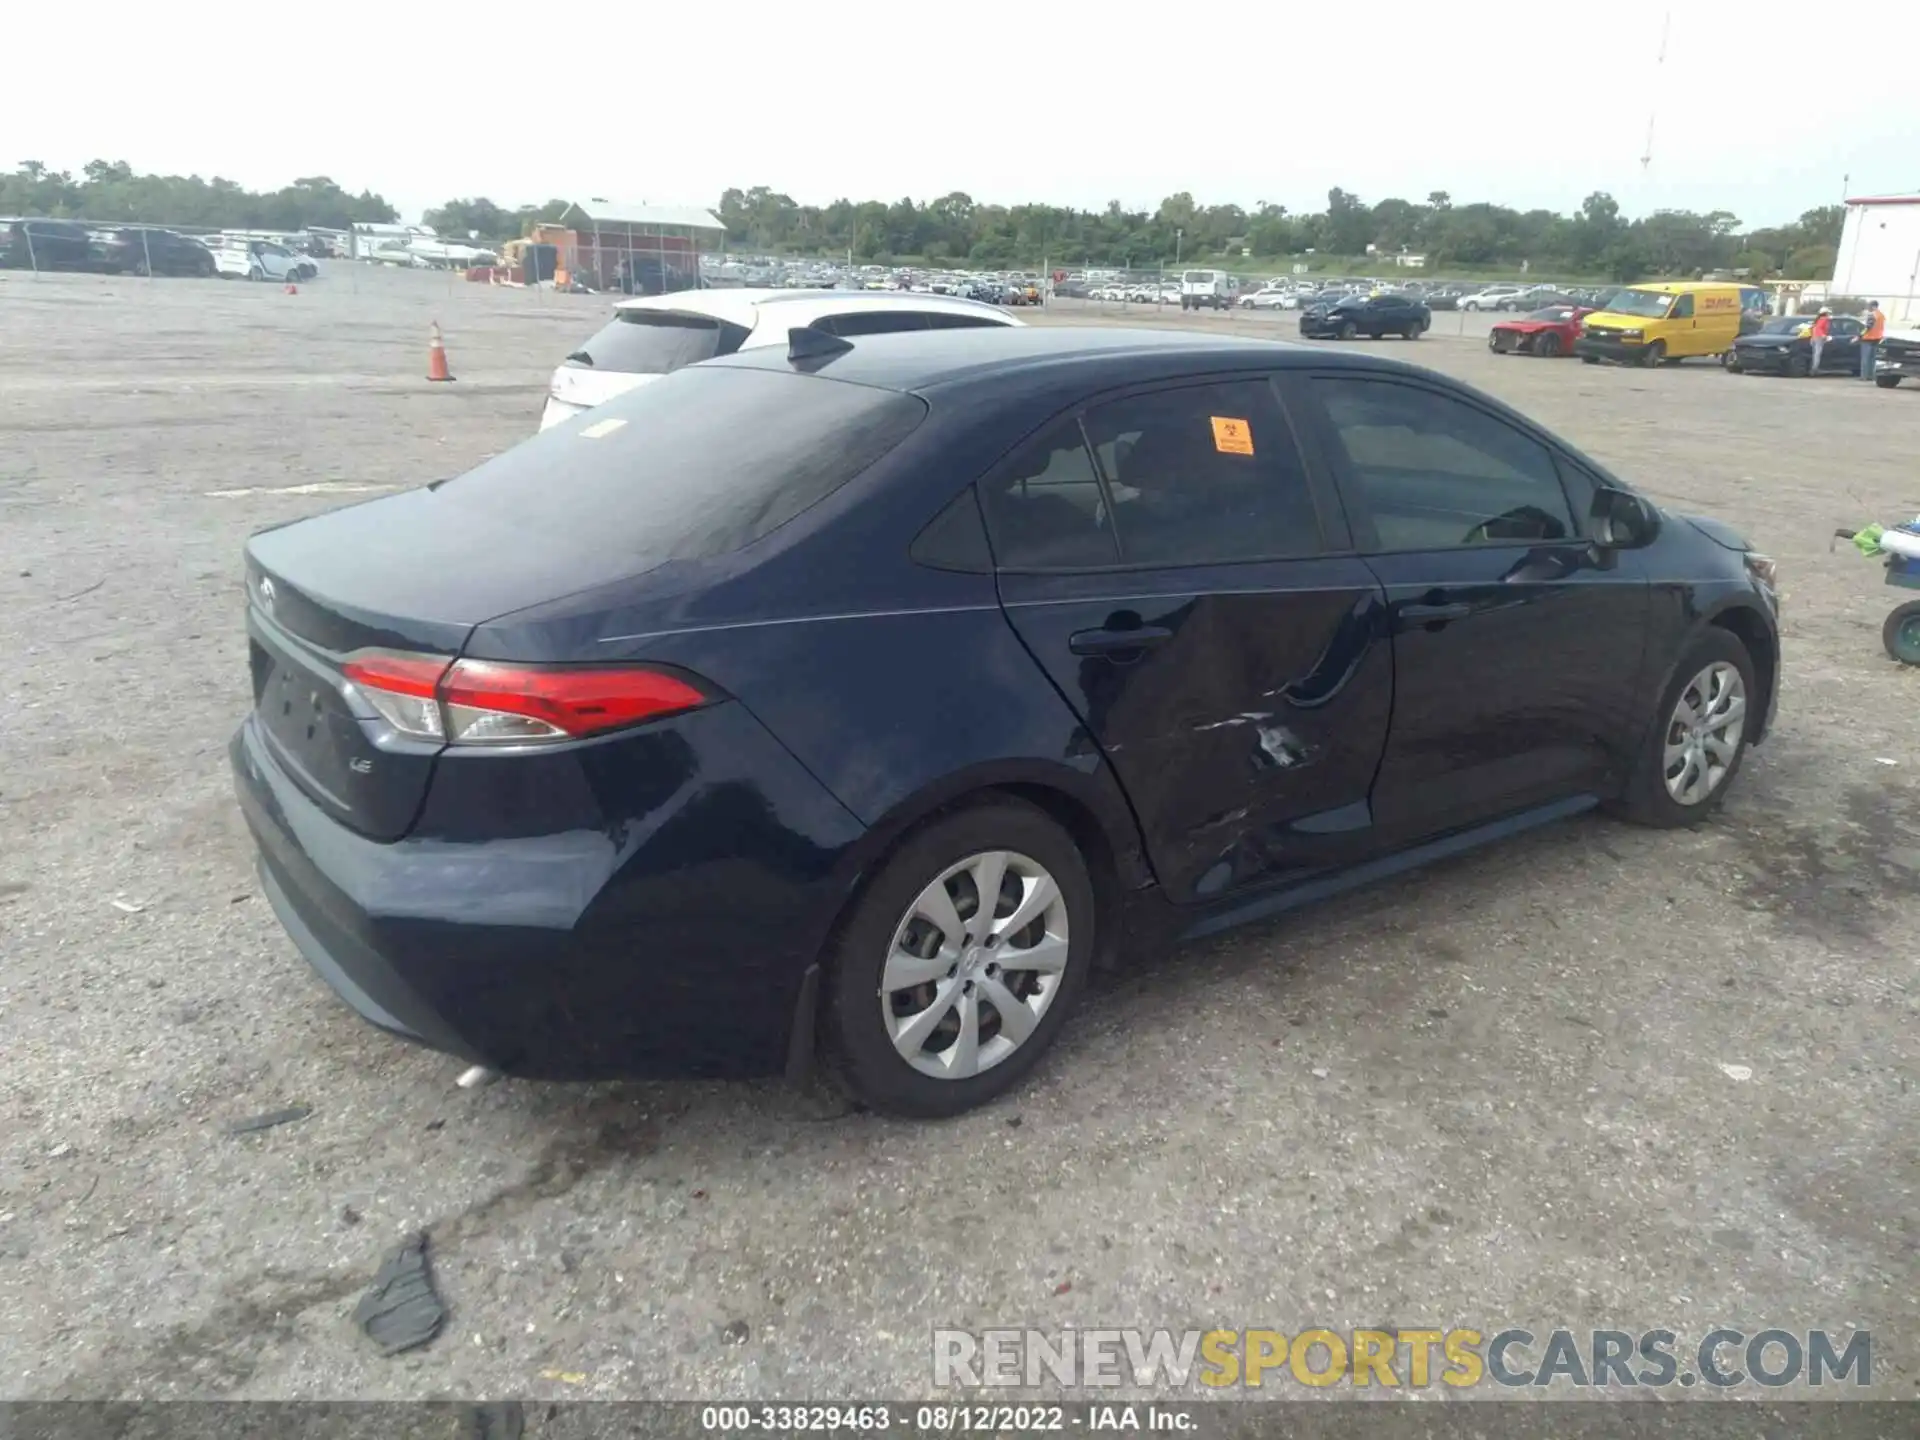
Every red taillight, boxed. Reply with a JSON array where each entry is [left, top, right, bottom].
[[342, 653, 706, 746], [441, 661, 707, 744]]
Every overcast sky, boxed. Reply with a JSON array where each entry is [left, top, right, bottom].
[[7, 0, 1917, 228]]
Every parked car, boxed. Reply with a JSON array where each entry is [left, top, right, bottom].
[[1723, 314, 1863, 376], [0, 217, 93, 270], [230, 325, 1779, 1116], [1299, 291, 1431, 340], [1459, 285, 1528, 311], [1239, 288, 1293, 310], [210, 238, 314, 283], [539, 288, 1023, 430], [89, 226, 216, 277], [1488, 305, 1596, 357], [1872, 332, 1920, 388]]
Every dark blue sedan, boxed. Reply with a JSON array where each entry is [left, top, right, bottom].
[[231, 326, 1780, 1117]]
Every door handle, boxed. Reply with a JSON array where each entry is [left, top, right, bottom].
[[1069, 624, 1173, 656], [1399, 601, 1472, 624]]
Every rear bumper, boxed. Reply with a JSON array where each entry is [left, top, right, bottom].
[[231, 702, 866, 1080]]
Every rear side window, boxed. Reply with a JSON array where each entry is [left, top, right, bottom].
[[979, 420, 1121, 570], [567, 311, 749, 375], [444, 367, 927, 565], [924, 312, 1009, 330], [1081, 380, 1323, 566], [813, 310, 932, 337]]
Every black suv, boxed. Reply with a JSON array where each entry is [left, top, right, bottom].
[[1300, 291, 1431, 340], [0, 218, 93, 271], [90, 227, 217, 277]]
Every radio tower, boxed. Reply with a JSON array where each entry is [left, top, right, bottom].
[[1641, 8, 1671, 172]]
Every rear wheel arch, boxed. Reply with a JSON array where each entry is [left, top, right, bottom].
[[824, 772, 1144, 972]]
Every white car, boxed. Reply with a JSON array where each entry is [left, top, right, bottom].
[[1458, 285, 1527, 312], [1239, 289, 1293, 310], [211, 238, 314, 283], [539, 289, 1025, 431]]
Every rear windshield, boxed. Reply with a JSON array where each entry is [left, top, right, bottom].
[[1182, 271, 1216, 284], [442, 367, 927, 566], [567, 310, 750, 375]]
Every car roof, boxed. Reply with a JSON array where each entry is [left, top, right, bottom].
[[704, 325, 1401, 393], [610, 287, 1015, 329], [1628, 281, 1739, 294]]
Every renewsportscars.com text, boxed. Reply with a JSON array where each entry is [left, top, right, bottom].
[[933, 1327, 1872, 1390]]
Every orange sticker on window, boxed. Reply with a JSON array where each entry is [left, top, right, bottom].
[[1211, 416, 1254, 455]]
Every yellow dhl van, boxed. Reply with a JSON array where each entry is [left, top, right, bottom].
[[1573, 281, 1753, 366]]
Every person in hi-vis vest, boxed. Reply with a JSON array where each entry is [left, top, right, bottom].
[[1860, 301, 1886, 380]]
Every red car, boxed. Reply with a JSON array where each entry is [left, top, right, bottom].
[[1489, 305, 1596, 357]]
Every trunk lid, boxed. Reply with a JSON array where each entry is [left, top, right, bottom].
[[243, 545, 469, 842]]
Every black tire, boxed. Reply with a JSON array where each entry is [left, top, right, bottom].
[[820, 798, 1096, 1119], [1612, 628, 1757, 828], [1787, 353, 1811, 378], [1722, 350, 1742, 372], [1641, 340, 1666, 367], [1875, 374, 1902, 389], [1404, 319, 1424, 339], [1535, 332, 1562, 357], [1338, 320, 1357, 341], [1581, 354, 1599, 365], [1883, 602, 1920, 665]]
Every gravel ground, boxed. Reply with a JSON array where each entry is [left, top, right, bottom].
[[0, 264, 1913, 1402]]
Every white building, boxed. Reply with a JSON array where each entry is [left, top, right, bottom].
[[1832, 195, 1920, 323]]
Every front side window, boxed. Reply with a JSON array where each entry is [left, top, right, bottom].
[[1671, 293, 1695, 319], [1312, 378, 1574, 550]]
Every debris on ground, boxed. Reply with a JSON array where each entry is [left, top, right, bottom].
[[1718, 1063, 1754, 1082], [226, 1105, 313, 1136], [721, 1319, 750, 1346], [353, 1231, 446, 1355], [460, 1402, 525, 1440]]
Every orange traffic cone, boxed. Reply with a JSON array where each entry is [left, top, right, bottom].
[[427, 322, 455, 382]]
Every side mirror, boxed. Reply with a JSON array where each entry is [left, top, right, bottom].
[[1592, 486, 1660, 550]]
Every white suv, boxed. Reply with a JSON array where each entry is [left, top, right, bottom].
[[538, 290, 1023, 431], [211, 239, 314, 283]]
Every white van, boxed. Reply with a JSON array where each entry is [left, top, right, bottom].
[[1179, 269, 1236, 311]]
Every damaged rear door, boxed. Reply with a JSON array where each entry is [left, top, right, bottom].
[[984, 373, 1394, 904]]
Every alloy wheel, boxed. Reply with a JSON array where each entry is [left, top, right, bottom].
[[880, 849, 1070, 1080], [1663, 662, 1746, 805]]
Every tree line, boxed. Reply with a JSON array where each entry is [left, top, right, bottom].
[[4, 161, 1845, 281], [1, 160, 397, 233], [704, 187, 1844, 281]]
